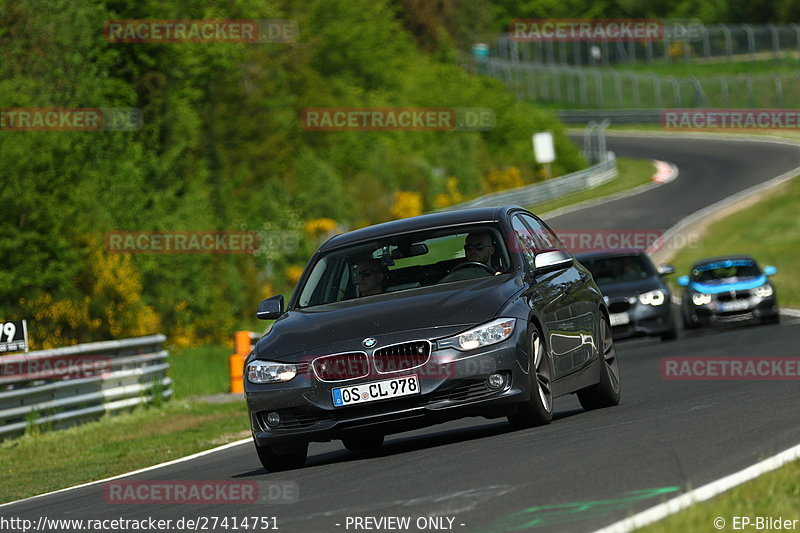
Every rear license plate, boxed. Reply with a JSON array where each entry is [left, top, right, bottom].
[[609, 312, 630, 327], [720, 300, 751, 312], [332, 375, 420, 407]]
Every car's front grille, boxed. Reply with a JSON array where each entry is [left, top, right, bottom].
[[428, 380, 491, 403], [717, 290, 751, 302], [608, 300, 631, 313], [373, 341, 431, 373], [311, 352, 369, 381]]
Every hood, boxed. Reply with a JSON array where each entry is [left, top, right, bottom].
[[593, 276, 665, 299], [256, 274, 521, 359], [690, 275, 767, 294]]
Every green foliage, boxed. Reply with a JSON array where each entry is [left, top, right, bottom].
[[0, 0, 584, 348]]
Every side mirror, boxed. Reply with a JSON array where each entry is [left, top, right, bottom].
[[657, 264, 675, 276], [257, 295, 284, 320], [677, 275, 689, 287], [534, 250, 574, 274], [764, 265, 777, 276]]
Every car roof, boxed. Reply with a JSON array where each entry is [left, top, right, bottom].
[[575, 248, 646, 260], [690, 254, 757, 268], [319, 206, 524, 251]]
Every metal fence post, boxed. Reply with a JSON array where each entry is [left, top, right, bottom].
[[744, 24, 756, 60], [720, 24, 733, 62]]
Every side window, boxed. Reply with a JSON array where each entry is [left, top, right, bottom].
[[511, 216, 537, 270], [519, 214, 566, 252]]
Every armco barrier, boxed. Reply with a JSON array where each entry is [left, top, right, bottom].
[[0, 334, 171, 439], [440, 153, 616, 211]]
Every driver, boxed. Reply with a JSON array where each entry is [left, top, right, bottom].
[[353, 258, 386, 297], [464, 231, 496, 268]]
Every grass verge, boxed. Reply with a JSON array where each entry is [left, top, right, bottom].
[[530, 157, 656, 215], [0, 400, 249, 504], [637, 458, 800, 532], [168, 343, 232, 399], [667, 174, 800, 307]]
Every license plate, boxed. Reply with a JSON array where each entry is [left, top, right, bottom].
[[720, 300, 751, 312], [609, 312, 630, 327], [332, 375, 420, 407]]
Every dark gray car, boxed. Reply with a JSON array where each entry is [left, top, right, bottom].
[[245, 206, 621, 471], [576, 249, 678, 341]]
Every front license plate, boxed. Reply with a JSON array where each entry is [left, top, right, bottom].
[[720, 300, 751, 312], [609, 312, 630, 327], [332, 375, 420, 407]]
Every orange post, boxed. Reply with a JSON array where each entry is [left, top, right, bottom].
[[229, 331, 252, 394]]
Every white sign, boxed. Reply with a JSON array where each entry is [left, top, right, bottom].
[[0, 319, 28, 353], [532, 132, 555, 163]]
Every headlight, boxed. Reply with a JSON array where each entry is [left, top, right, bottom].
[[247, 360, 298, 383], [638, 289, 666, 306], [437, 318, 516, 351], [754, 284, 773, 298], [691, 293, 712, 306]]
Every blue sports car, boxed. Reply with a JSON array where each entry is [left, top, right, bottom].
[[678, 255, 779, 329]]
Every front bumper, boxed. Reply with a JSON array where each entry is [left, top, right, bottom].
[[245, 334, 529, 449], [687, 295, 779, 326], [607, 298, 674, 339]]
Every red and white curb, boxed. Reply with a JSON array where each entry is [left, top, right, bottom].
[[652, 160, 678, 184]]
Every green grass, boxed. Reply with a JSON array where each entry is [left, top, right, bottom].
[[613, 57, 800, 76], [529, 157, 656, 215], [0, 400, 249, 504], [667, 175, 800, 307], [167, 344, 232, 399], [637, 459, 800, 532]]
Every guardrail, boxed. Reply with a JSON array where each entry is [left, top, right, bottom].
[[441, 153, 616, 211], [0, 334, 171, 439]]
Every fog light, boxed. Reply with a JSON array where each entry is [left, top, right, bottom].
[[266, 412, 281, 427], [487, 373, 505, 390]]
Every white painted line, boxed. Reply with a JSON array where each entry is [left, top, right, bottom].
[[542, 160, 679, 220], [779, 308, 800, 318], [592, 440, 800, 533], [0, 437, 252, 508]]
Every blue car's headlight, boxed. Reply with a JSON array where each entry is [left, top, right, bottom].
[[247, 360, 299, 384], [691, 293, 712, 306], [437, 318, 516, 351], [754, 284, 773, 298], [638, 289, 666, 306]]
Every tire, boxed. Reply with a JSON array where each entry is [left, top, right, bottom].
[[508, 325, 553, 429], [254, 440, 307, 472], [577, 316, 621, 411], [342, 433, 384, 453]]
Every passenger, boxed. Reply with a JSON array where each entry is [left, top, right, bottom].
[[353, 258, 386, 296]]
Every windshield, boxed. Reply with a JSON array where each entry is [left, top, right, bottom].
[[296, 225, 510, 308], [579, 254, 655, 284], [691, 259, 761, 283]]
